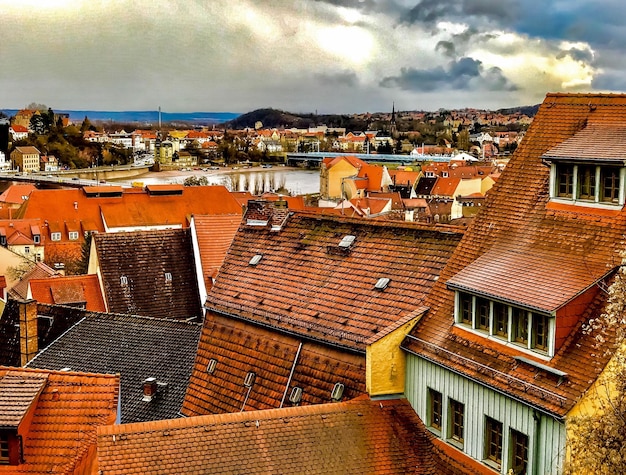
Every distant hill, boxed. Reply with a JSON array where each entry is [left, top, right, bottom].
[[228, 105, 540, 130], [0, 109, 240, 125]]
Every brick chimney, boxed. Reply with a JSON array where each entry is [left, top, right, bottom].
[[19, 299, 38, 366]]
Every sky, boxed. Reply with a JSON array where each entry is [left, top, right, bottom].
[[1, 0, 625, 114]]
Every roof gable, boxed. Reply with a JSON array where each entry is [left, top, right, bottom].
[[94, 229, 202, 319]]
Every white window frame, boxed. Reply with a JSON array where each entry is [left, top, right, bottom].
[[454, 291, 554, 357], [50, 232, 61, 241], [68, 231, 79, 241], [549, 162, 626, 208]]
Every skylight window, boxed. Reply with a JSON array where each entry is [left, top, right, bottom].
[[206, 358, 217, 375], [338, 235, 356, 248], [164, 272, 173, 282], [243, 371, 256, 388], [249, 254, 263, 266], [374, 277, 390, 290], [289, 386, 303, 405], [120, 275, 128, 286], [331, 382, 345, 402]]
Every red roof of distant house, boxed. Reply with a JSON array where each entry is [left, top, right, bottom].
[[29, 274, 106, 312], [10, 124, 29, 133]]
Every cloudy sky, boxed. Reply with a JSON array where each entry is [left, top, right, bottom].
[[1, 0, 624, 114]]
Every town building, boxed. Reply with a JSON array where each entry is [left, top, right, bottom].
[[401, 93, 626, 474], [10, 146, 40, 173]]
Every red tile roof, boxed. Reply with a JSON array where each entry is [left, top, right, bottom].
[[206, 208, 464, 352], [0, 184, 37, 205], [403, 93, 626, 417], [99, 397, 475, 475], [0, 366, 119, 474], [430, 177, 461, 197], [543, 123, 626, 161], [28, 274, 106, 311], [183, 313, 367, 416], [8, 262, 59, 300], [192, 214, 241, 283]]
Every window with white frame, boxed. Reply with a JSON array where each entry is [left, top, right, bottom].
[[68, 231, 79, 241], [50, 232, 61, 241], [551, 162, 625, 206], [455, 291, 553, 356]]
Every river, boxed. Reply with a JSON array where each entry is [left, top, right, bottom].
[[116, 167, 321, 195]]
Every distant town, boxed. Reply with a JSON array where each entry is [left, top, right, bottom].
[[2, 95, 623, 474]]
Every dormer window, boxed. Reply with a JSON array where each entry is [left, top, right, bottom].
[[453, 291, 554, 356], [50, 232, 61, 242], [544, 124, 626, 208]]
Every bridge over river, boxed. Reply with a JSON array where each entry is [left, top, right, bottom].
[[285, 152, 455, 166], [0, 164, 151, 188]]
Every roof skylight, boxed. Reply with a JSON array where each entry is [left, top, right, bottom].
[[249, 254, 263, 266], [338, 235, 356, 248], [374, 277, 390, 290]]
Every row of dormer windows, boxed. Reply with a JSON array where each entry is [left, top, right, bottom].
[[455, 292, 553, 356], [552, 164, 625, 206]]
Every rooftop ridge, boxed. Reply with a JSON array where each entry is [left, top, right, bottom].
[[36, 303, 203, 327], [99, 397, 398, 437]]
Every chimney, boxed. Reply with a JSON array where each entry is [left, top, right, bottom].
[[73, 201, 78, 210], [19, 299, 38, 366], [142, 377, 158, 401]]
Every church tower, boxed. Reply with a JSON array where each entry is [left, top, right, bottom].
[[390, 102, 398, 138]]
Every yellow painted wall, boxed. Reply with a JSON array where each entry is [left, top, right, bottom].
[[366, 316, 421, 397], [326, 159, 360, 200], [480, 176, 496, 195]]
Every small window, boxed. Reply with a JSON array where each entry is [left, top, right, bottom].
[[601, 166, 620, 203], [374, 277, 390, 290], [459, 293, 472, 325], [338, 235, 356, 248], [243, 371, 256, 388], [68, 231, 79, 241], [0, 432, 9, 464], [33, 234, 40, 244], [556, 164, 574, 198], [493, 302, 508, 338], [485, 417, 503, 467], [428, 388, 443, 431], [164, 272, 173, 282], [512, 307, 528, 345], [249, 254, 263, 266], [532, 313, 549, 351], [578, 165, 596, 200], [476, 297, 490, 331], [120, 275, 128, 286], [331, 382, 345, 402], [50, 232, 61, 241], [24, 246, 30, 254], [289, 386, 303, 405], [449, 399, 464, 446], [206, 358, 217, 375], [510, 429, 529, 474]]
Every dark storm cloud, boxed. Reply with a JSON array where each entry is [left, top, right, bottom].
[[435, 41, 456, 57], [379, 57, 516, 92], [557, 48, 594, 63]]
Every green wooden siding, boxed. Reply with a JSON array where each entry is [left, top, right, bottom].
[[406, 354, 566, 474]]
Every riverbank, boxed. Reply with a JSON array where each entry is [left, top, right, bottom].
[[112, 165, 321, 195]]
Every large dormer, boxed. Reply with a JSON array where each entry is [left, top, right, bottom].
[[446, 247, 613, 358], [543, 124, 626, 209]]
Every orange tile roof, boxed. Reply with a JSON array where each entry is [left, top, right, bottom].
[[183, 314, 366, 416], [192, 214, 241, 283], [8, 262, 59, 300], [403, 92, 626, 417], [543, 123, 626, 161], [0, 366, 118, 474], [430, 177, 461, 197], [0, 184, 37, 205], [99, 397, 475, 475], [28, 275, 106, 311], [205, 207, 463, 352]]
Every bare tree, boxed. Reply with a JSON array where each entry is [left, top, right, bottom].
[[564, 257, 626, 474]]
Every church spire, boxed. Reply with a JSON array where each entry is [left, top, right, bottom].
[[390, 102, 397, 138]]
